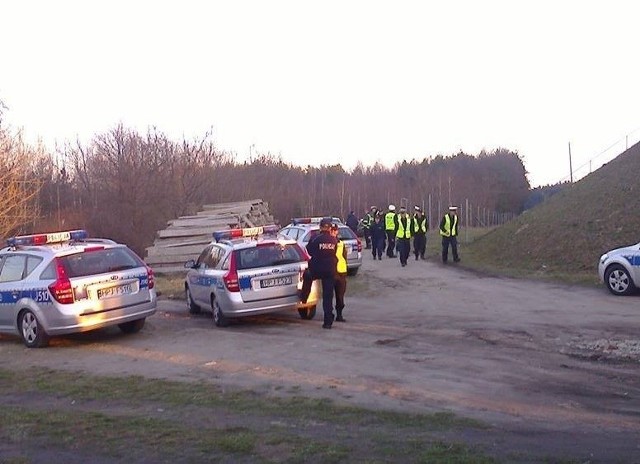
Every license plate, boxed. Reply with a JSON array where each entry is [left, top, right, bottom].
[[97, 283, 134, 299], [260, 276, 293, 288]]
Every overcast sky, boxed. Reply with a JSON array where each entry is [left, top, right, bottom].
[[2, 0, 639, 187]]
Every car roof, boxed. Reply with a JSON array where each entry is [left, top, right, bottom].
[[213, 236, 297, 251]]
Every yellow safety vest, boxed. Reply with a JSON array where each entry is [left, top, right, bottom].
[[396, 216, 412, 239], [385, 212, 396, 231], [336, 241, 347, 274], [413, 215, 427, 233], [440, 214, 458, 237]]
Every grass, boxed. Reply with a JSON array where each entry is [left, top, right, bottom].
[[154, 272, 186, 299], [458, 145, 640, 286], [0, 366, 498, 463]]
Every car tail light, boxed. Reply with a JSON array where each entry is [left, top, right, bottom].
[[48, 257, 74, 304], [356, 238, 362, 253], [223, 252, 240, 292], [146, 266, 155, 289]]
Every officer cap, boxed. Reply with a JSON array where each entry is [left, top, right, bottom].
[[319, 217, 333, 229], [448, 206, 458, 211], [388, 204, 396, 211], [370, 205, 377, 210], [399, 206, 407, 213], [414, 205, 422, 212]]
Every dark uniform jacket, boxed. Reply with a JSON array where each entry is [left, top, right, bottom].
[[370, 219, 386, 242], [306, 232, 338, 278]]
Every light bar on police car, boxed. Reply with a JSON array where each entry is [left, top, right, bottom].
[[213, 225, 279, 242], [7, 230, 88, 247], [291, 217, 342, 225]]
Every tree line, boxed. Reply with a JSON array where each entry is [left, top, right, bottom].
[[1, 118, 531, 257]]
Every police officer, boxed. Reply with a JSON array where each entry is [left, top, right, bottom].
[[412, 205, 428, 260], [384, 204, 397, 258], [331, 223, 348, 322], [370, 212, 386, 260], [300, 217, 338, 328], [395, 206, 412, 266], [346, 211, 358, 234], [439, 206, 460, 264], [361, 206, 376, 249]]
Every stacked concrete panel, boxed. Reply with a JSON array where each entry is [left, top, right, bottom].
[[145, 199, 275, 273]]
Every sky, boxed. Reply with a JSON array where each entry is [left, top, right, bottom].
[[2, 0, 639, 187]]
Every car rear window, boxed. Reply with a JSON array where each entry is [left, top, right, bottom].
[[235, 243, 305, 270], [307, 227, 357, 241], [61, 247, 145, 278]]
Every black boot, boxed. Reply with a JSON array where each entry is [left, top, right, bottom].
[[336, 309, 346, 322]]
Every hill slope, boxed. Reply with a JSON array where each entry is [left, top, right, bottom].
[[465, 141, 640, 283]]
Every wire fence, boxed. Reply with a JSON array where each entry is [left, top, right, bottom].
[[561, 127, 640, 184]]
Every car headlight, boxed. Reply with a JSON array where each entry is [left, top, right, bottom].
[[599, 253, 609, 264]]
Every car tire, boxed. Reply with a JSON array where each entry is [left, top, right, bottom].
[[186, 286, 201, 314], [298, 306, 317, 320], [605, 264, 636, 296], [19, 310, 50, 348], [118, 318, 146, 334], [212, 297, 229, 327], [347, 267, 359, 276]]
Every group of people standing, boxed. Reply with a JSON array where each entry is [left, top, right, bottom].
[[301, 206, 461, 330], [358, 204, 460, 265]]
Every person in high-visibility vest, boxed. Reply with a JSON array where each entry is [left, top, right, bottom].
[[395, 206, 412, 267], [412, 205, 428, 260], [439, 206, 460, 264], [330, 224, 348, 322], [384, 205, 398, 258]]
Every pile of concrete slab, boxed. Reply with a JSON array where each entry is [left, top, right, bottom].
[[145, 199, 275, 273]]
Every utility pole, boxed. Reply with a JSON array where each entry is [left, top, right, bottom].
[[568, 142, 574, 183]]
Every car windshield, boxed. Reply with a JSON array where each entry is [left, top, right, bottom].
[[235, 243, 305, 270], [61, 247, 145, 278]]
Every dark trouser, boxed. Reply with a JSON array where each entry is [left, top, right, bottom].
[[372, 237, 385, 259], [301, 269, 335, 326], [413, 233, 426, 259], [321, 276, 335, 326], [363, 228, 371, 248], [441, 236, 459, 263], [334, 273, 347, 317], [385, 231, 396, 257], [397, 238, 411, 265]]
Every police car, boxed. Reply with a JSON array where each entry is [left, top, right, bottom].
[[598, 241, 640, 295], [0, 230, 157, 348], [279, 217, 363, 276], [184, 225, 319, 326]]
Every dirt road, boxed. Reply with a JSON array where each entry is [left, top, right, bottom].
[[1, 253, 639, 461]]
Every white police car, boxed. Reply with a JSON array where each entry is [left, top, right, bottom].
[[598, 241, 640, 295], [0, 230, 157, 347], [184, 225, 319, 326], [279, 217, 363, 276]]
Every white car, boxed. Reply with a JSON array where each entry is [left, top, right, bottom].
[[279, 217, 363, 276], [598, 242, 640, 295], [184, 225, 319, 326], [0, 230, 157, 347]]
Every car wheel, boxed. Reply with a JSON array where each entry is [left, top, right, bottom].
[[186, 286, 201, 314], [212, 297, 229, 327], [605, 264, 636, 296], [118, 318, 146, 334], [19, 310, 50, 348], [298, 306, 317, 320], [347, 267, 359, 276]]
